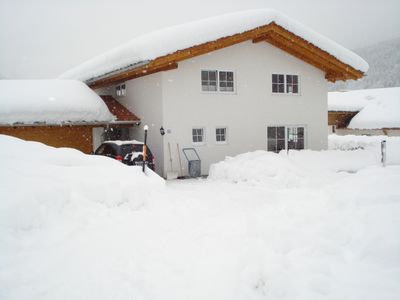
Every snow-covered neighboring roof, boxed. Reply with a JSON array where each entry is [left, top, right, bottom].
[[348, 87, 400, 129], [59, 9, 368, 82], [329, 87, 400, 129], [328, 90, 374, 112], [0, 80, 115, 125]]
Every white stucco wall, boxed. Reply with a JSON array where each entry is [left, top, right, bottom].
[[105, 74, 165, 175], [161, 41, 328, 176]]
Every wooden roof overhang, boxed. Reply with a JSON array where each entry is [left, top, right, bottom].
[[88, 23, 364, 89]]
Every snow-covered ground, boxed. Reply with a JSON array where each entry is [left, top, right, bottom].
[[1, 134, 399, 299]]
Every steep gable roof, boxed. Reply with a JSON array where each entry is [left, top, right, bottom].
[[59, 9, 368, 89]]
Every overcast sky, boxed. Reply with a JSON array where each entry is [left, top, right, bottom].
[[1, 0, 399, 79]]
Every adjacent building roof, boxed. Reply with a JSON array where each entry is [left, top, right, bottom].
[[59, 9, 368, 89], [100, 95, 140, 123], [328, 87, 400, 129], [0, 80, 115, 125]]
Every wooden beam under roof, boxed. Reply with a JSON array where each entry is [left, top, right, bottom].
[[88, 22, 364, 88]]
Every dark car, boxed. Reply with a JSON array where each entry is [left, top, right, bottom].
[[94, 140, 155, 171]]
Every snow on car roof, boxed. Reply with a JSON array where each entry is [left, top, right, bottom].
[[0, 80, 115, 125], [59, 9, 368, 82], [104, 140, 144, 145]]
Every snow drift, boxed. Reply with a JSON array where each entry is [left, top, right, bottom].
[[0, 135, 164, 230]]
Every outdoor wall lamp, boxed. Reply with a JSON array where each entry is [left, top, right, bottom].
[[160, 126, 165, 136]]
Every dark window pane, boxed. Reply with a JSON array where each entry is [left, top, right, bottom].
[[227, 72, 233, 81], [268, 140, 277, 152], [286, 75, 292, 84], [272, 74, 277, 83], [279, 74, 284, 82], [297, 127, 304, 138], [209, 71, 217, 81], [268, 127, 276, 139], [297, 139, 304, 149], [220, 82, 226, 88], [272, 84, 278, 93], [277, 139, 285, 151], [293, 76, 298, 84], [219, 72, 226, 81], [227, 82, 233, 88], [277, 127, 285, 138], [201, 71, 208, 80], [278, 84, 284, 93], [293, 85, 298, 94]]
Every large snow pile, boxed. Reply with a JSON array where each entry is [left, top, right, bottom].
[[209, 149, 381, 185], [59, 9, 368, 81], [0, 135, 164, 230], [1, 135, 399, 299], [0, 80, 115, 125], [329, 134, 400, 165]]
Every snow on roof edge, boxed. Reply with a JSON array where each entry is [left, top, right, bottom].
[[59, 9, 369, 82], [0, 79, 116, 125]]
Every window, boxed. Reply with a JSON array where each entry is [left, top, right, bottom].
[[272, 74, 285, 93], [267, 126, 286, 152], [267, 126, 305, 152], [215, 127, 227, 143], [219, 71, 234, 92], [201, 70, 234, 92], [272, 74, 299, 94], [192, 128, 205, 144], [116, 83, 126, 97], [201, 70, 217, 91], [286, 75, 299, 94], [287, 127, 304, 150]]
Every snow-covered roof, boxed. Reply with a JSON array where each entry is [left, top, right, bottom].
[[59, 9, 368, 83], [329, 87, 400, 129], [0, 80, 115, 125], [348, 87, 400, 129]]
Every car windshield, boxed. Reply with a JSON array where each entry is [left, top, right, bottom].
[[120, 144, 143, 156]]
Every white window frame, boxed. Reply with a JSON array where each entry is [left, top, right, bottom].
[[115, 82, 126, 97], [266, 125, 307, 152], [201, 69, 236, 94], [271, 73, 300, 95], [215, 127, 228, 145], [192, 127, 206, 145]]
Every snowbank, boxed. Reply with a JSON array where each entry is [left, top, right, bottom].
[[209, 149, 380, 184], [59, 9, 368, 81], [0, 135, 164, 230], [329, 134, 400, 165], [1, 135, 399, 299], [0, 80, 115, 125]]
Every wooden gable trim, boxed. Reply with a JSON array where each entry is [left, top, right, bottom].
[[89, 23, 364, 89]]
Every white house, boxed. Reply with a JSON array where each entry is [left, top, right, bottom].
[[60, 9, 368, 177], [328, 87, 400, 136]]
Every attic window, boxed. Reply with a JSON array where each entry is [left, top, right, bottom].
[[201, 70, 235, 93], [116, 83, 126, 97], [272, 74, 299, 94]]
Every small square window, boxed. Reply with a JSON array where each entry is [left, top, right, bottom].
[[272, 74, 285, 94], [216, 127, 227, 143], [201, 70, 218, 91], [219, 71, 234, 92], [286, 75, 299, 94], [115, 83, 126, 97], [192, 128, 204, 144]]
